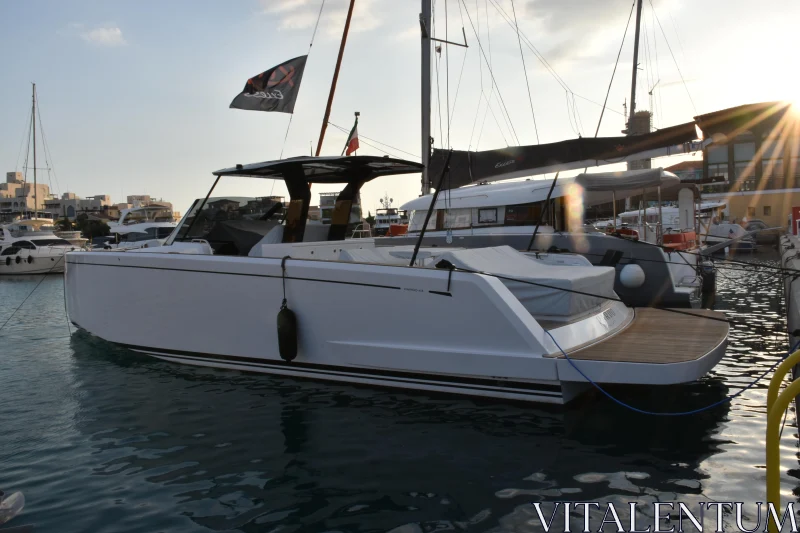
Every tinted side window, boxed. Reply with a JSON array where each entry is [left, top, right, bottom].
[[15, 241, 35, 249]]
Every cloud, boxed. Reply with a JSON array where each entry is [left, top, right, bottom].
[[262, 0, 309, 13], [80, 25, 127, 46], [260, 0, 383, 36], [517, 0, 642, 61]]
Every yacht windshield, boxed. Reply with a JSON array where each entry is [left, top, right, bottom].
[[170, 196, 285, 255], [31, 238, 72, 247]]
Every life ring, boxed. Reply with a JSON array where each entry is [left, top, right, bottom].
[[616, 228, 639, 241], [15, 256, 21, 264], [27, 256, 33, 264], [5, 257, 10, 266]]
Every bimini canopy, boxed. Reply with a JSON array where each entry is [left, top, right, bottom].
[[575, 168, 680, 205], [214, 155, 423, 183], [213, 155, 423, 244], [574, 168, 678, 191]]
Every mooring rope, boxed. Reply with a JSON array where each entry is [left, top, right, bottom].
[[0, 255, 65, 334], [545, 332, 800, 416]]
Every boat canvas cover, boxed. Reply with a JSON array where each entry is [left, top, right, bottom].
[[575, 168, 681, 205], [429, 121, 697, 188], [437, 246, 616, 318], [574, 168, 679, 191]]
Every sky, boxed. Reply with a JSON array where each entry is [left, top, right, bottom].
[[1, 0, 799, 217]]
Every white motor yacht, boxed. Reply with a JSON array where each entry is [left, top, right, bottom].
[[101, 205, 177, 250], [0, 221, 77, 274], [65, 156, 729, 404]]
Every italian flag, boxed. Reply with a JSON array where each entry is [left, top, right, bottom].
[[343, 118, 359, 156]]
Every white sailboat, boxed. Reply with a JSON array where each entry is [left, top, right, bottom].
[[0, 85, 77, 275]]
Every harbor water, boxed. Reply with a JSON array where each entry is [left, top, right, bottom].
[[0, 251, 797, 532]]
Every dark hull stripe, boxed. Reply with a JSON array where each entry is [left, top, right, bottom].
[[118, 342, 563, 396], [68, 260, 402, 291], [143, 351, 563, 399]]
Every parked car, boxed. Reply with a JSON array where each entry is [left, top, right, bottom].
[[744, 218, 781, 244]]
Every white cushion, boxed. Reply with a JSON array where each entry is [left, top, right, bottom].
[[437, 246, 617, 319], [302, 223, 330, 242], [247, 226, 284, 256]]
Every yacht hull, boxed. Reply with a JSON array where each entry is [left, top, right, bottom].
[[0, 251, 67, 275], [65, 250, 726, 404]]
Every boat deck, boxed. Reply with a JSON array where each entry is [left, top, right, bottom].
[[547, 308, 729, 363]]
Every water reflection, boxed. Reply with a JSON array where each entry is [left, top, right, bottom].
[[63, 325, 733, 532]]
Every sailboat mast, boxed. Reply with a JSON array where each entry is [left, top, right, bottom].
[[420, 0, 431, 195], [628, 0, 644, 128], [32, 83, 37, 218], [314, 0, 356, 157]]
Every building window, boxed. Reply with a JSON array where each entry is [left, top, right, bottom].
[[707, 163, 728, 183], [731, 137, 756, 191], [707, 146, 727, 164], [790, 142, 800, 184], [764, 206, 772, 216], [747, 207, 756, 217], [761, 140, 785, 189], [734, 142, 755, 162]]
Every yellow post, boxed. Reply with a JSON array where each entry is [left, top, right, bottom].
[[766, 378, 800, 533], [767, 350, 800, 413]]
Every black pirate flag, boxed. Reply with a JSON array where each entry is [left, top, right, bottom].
[[230, 55, 308, 114]]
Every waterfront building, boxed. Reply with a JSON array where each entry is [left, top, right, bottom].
[[0, 171, 51, 218], [665, 102, 800, 229], [319, 191, 362, 225]]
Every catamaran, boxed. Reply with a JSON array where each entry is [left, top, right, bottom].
[[389, 168, 714, 308]]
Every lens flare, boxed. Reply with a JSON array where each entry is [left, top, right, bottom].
[[565, 183, 590, 253]]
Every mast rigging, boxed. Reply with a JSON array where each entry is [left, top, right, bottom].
[[32, 83, 38, 218], [315, 0, 356, 157]]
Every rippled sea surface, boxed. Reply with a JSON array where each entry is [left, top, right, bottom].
[[0, 251, 797, 532]]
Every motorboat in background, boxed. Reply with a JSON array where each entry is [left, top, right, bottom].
[[391, 168, 713, 308], [373, 194, 409, 237], [744, 218, 780, 245], [701, 222, 757, 253], [66, 156, 729, 405], [0, 220, 77, 274], [100, 205, 177, 250]]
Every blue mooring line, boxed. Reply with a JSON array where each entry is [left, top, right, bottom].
[[545, 331, 800, 416]]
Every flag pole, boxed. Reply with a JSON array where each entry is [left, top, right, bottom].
[[315, 0, 356, 157]]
